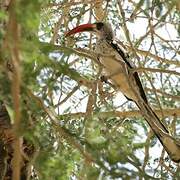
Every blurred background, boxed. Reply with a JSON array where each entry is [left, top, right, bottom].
[[0, 0, 180, 179]]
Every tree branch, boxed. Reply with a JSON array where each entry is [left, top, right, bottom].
[[60, 108, 180, 119]]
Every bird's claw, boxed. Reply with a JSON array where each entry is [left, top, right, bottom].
[[100, 75, 108, 83]]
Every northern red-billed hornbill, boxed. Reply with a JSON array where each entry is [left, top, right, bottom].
[[65, 22, 180, 162]]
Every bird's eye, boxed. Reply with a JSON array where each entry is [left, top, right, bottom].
[[96, 22, 104, 30]]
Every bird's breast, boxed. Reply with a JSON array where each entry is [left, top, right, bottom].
[[95, 40, 137, 100], [99, 56, 134, 97]]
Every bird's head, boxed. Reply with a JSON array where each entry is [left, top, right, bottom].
[[65, 22, 114, 40]]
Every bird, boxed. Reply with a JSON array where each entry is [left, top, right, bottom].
[[65, 22, 180, 163]]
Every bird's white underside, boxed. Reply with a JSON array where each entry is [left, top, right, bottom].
[[95, 39, 138, 101]]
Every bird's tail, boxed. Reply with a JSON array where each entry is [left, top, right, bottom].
[[137, 102, 168, 133], [135, 101, 180, 163]]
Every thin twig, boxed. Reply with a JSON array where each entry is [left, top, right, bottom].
[[60, 108, 180, 119], [132, 67, 180, 77]]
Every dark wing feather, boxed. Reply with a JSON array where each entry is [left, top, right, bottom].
[[108, 40, 148, 103]]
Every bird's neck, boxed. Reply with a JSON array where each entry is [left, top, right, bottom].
[[98, 36, 114, 42]]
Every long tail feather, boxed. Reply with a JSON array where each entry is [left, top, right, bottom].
[[136, 101, 180, 163]]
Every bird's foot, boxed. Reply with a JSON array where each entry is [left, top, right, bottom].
[[100, 75, 108, 83], [97, 54, 101, 61]]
